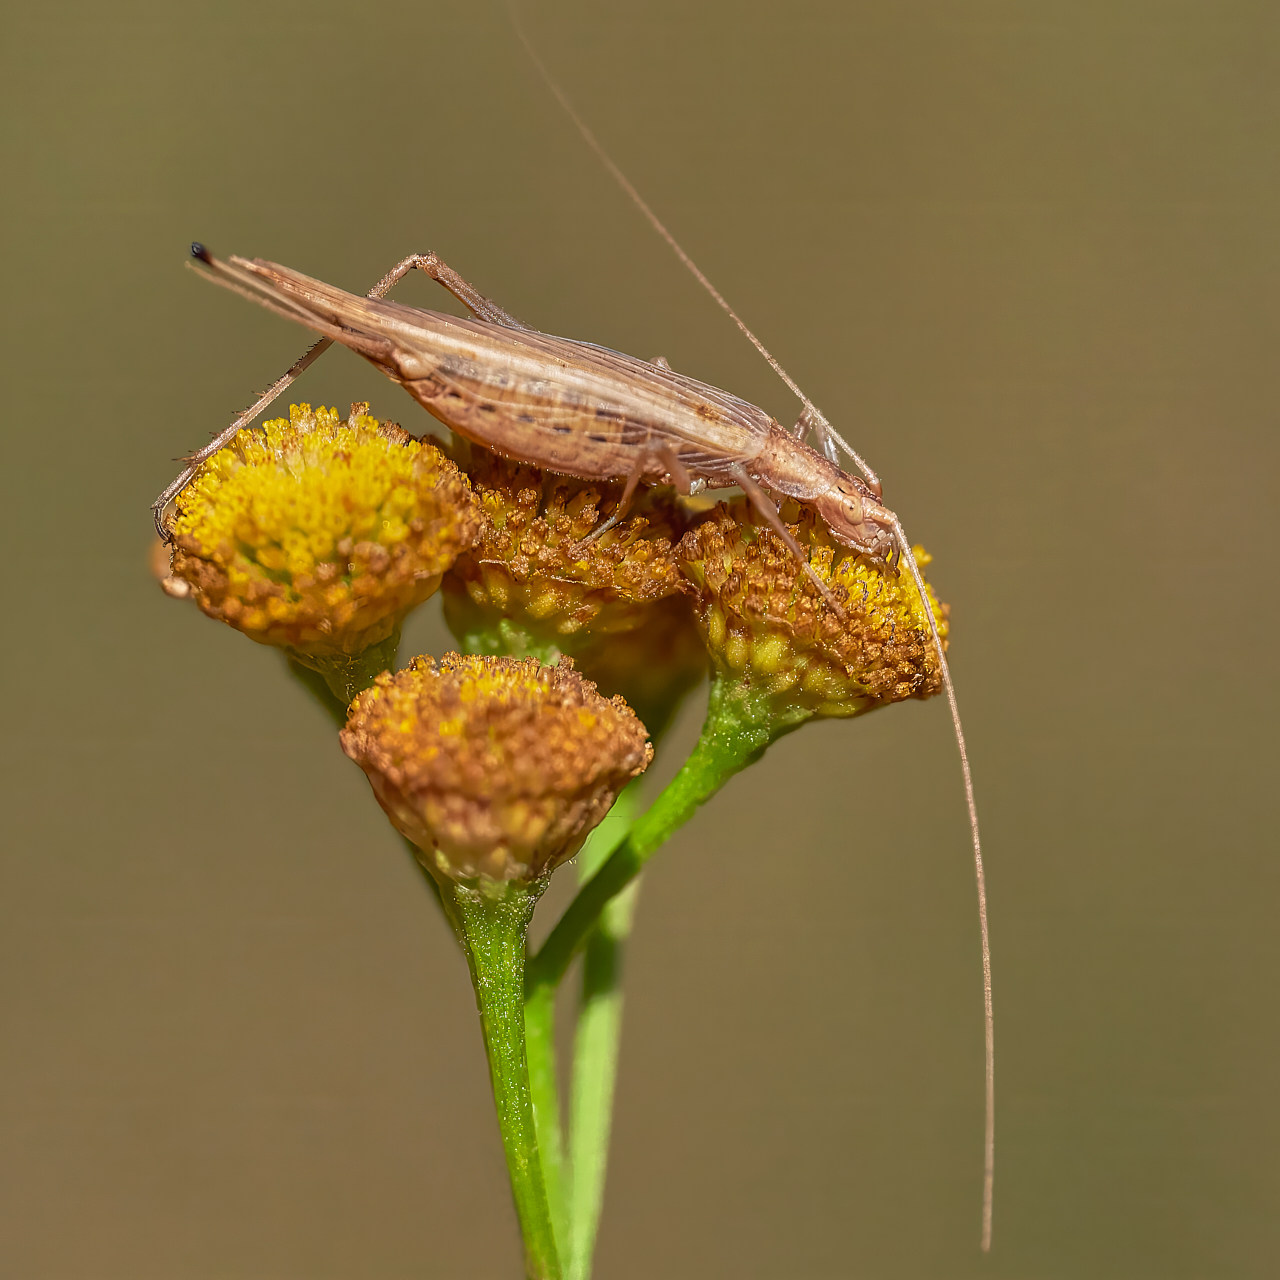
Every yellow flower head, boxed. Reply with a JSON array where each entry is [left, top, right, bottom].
[[167, 404, 481, 656], [341, 654, 653, 883], [678, 498, 948, 718], [442, 447, 690, 643]]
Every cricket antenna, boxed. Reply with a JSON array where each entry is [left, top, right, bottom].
[[888, 516, 994, 1252], [505, 0, 878, 495], [511, 1, 995, 1250]]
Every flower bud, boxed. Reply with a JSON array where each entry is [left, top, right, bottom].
[[341, 654, 653, 883], [165, 403, 480, 659], [678, 498, 948, 718]]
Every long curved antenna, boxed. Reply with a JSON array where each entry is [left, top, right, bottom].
[[506, 0, 880, 493], [510, 3, 995, 1249], [888, 515, 994, 1252]]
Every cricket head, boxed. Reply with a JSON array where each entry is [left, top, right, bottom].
[[756, 424, 894, 561], [813, 473, 896, 562]]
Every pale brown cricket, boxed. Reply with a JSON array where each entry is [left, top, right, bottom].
[[156, 21, 994, 1249], [174, 247, 894, 590]]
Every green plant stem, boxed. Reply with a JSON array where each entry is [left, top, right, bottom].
[[534, 674, 809, 1278], [451, 617, 569, 1255], [437, 877, 563, 1280], [527, 672, 810, 998], [560, 783, 642, 1279], [287, 627, 401, 705], [522, 782, 640, 1270], [567, 871, 639, 1280], [523, 981, 568, 1259]]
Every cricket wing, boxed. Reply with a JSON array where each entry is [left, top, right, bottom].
[[193, 253, 776, 481]]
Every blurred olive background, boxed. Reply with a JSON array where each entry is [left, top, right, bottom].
[[2, 1, 1277, 1276]]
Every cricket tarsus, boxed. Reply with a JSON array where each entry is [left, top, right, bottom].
[[509, 0, 993, 1247]]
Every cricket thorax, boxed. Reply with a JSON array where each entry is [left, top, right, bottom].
[[750, 424, 893, 557]]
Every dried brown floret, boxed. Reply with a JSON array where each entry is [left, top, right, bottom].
[[678, 497, 948, 718], [341, 654, 653, 883], [443, 446, 690, 641]]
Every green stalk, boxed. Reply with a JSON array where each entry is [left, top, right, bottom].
[[288, 627, 401, 704], [530, 674, 809, 1278], [437, 878, 563, 1280], [524, 981, 568, 1260], [450, 617, 570, 1255], [523, 782, 640, 1269], [527, 672, 810, 998], [563, 785, 642, 1279], [567, 870, 639, 1280], [284, 628, 401, 725]]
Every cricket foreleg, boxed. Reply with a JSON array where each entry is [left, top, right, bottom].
[[804, 404, 883, 499], [727, 464, 845, 616], [153, 249, 447, 539], [788, 402, 882, 499]]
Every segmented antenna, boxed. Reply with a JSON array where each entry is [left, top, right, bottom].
[[505, 2, 879, 494], [889, 516, 995, 1251], [509, 1, 994, 1250]]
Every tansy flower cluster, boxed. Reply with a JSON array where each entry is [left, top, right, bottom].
[[443, 445, 689, 641], [156, 393, 957, 1280]]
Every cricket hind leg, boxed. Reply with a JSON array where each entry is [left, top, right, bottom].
[[152, 331, 331, 540], [152, 249, 534, 539], [154, 249, 430, 538], [412, 252, 535, 332]]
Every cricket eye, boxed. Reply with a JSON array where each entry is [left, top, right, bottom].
[[842, 491, 865, 525], [341, 653, 653, 884], [676, 496, 948, 718], [163, 401, 481, 699]]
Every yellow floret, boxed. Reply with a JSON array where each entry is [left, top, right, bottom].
[[167, 403, 481, 657]]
